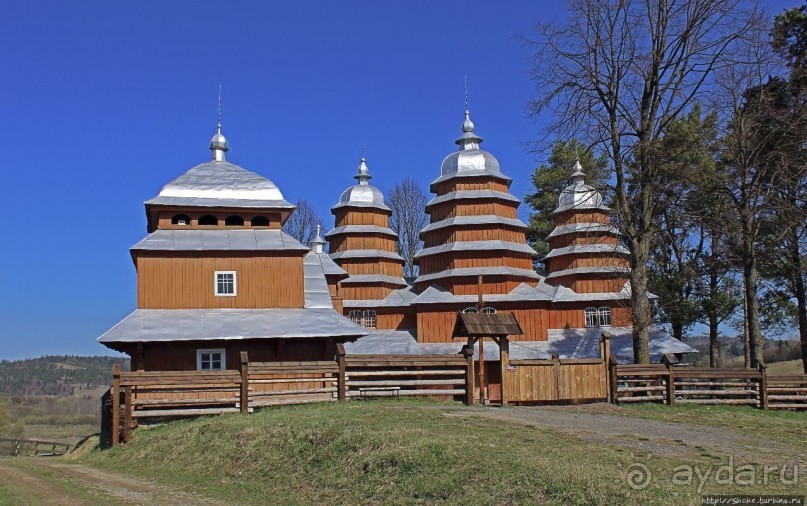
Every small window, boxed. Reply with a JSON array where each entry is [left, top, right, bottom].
[[197, 349, 225, 371], [482, 307, 496, 314], [199, 215, 218, 226], [251, 216, 270, 227], [225, 215, 244, 226], [215, 271, 237, 297], [598, 307, 612, 327], [462, 307, 478, 313], [584, 307, 598, 328], [349, 309, 376, 330], [171, 214, 191, 226]]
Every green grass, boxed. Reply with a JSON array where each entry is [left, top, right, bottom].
[[77, 399, 806, 505], [618, 403, 807, 445], [767, 360, 806, 375]]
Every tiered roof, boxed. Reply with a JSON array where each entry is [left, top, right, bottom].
[[414, 109, 538, 295], [328, 155, 407, 300], [543, 160, 630, 292]]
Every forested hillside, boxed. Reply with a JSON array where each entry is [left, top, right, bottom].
[[0, 356, 129, 396]]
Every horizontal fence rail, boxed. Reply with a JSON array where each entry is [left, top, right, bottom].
[[612, 363, 807, 411], [343, 354, 468, 400]]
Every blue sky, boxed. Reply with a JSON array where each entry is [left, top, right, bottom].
[[0, 1, 798, 360]]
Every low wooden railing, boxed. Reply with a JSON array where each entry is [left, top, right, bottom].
[[0, 437, 71, 457], [612, 362, 807, 410], [247, 359, 340, 407], [343, 352, 468, 400]]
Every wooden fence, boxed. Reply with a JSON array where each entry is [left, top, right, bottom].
[[0, 437, 71, 457], [247, 359, 339, 407], [343, 352, 469, 400], [612, 362, 807, 410]]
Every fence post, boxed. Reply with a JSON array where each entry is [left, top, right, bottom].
[[111, 364, 120, 447], [336, 344, 346, 401], [609, 357, 619, 405], [758, 362, 768, 410], [240, 351, 249, 414], [662, 354, 675, 406], [123, 386, 132, 443], [600, 333, 612, 401], [499, 337, 510, 406], [552, 353, 560, 402]]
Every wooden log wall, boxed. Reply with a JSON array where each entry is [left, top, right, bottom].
[[333, 208, 390, 227], [154, 209, 283, 230], [432, 178, 511, 194], [136, 253, 305, 309], [428, 201, 519, 222]]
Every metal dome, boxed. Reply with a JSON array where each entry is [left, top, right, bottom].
[[554, 159, 608, 213], [332, 155, 391, 211]]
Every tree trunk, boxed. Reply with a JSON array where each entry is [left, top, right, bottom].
[[709, 312, 720, 368], [629, 238, 652, 364], [790, 232, 807, 374], [741, 222, 764, 368]]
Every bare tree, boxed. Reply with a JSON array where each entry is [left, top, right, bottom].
[[527, 0, 761, 363], [388, 178, 429, 279], [283, 199, 324, 246]]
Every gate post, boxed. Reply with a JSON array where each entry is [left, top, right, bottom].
[[758, 362, 768, 410], [662, 354, 675, 406], [461, 344, 475, 406], [240, 351, 250, 413]]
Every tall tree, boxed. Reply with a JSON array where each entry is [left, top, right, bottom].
[[528, 0, 760, 362], [524, 139, 609, 258], [647, 105, 720, 342], [283, 199, 324, 246], [760, 3, 807, 372], [388, 178, 429, 279], [714, 20, 789, 368]]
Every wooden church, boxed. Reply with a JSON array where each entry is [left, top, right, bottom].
[[98, 104, 694, 400]]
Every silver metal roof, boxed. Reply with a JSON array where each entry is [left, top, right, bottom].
[[545, 266, 631, 279], [343, 326, 696, 364], [420, 215, 527, 234], [331, 156, 391, 212], [546, 223, 620, 238], [414, 240, 537, 259], [97, 308, 368, 345], [131, 229, 310, 253], [340, 274, 408, 286], [146, 161, 293, 209], [305, 249, 348, 278], [342, 286, 418, 308], [543, 243, 629, 260], [330, 249, 404, 261], [324, 225, 398, 238], [554, 160, 609, 214], [414, 266, 541, 285], [410, 280, 636, 305], [426, 190, 520, 209], [303, 253, 335, 309]]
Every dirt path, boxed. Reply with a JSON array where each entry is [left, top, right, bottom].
[[0, 458, 226, 505], [449, 404, 806, 465]]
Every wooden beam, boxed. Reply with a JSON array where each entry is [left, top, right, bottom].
[[123, 386, 132, 443], [336, 343, 347, 401], [462, 344, 474, 406], [499, 337, 509, 406], [111, 364, 121, 447], [240, 351, 249, 414], [758, 363, 768, 410]]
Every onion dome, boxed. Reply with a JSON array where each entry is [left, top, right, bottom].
[[433, 108, 510, 189], [554, 159, 608, 213], [332, 155, 391, 211]]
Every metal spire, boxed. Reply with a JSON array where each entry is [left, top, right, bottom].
[[456, 76, 483, 149], [310, 223, 326, 253], [571, 157, 586, 183], [210, 85, 229, 162], [354, 146, 372, 185]]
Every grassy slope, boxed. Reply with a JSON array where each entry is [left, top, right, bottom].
[[78, 400, 804, 505], [767, 359, 805, 375]]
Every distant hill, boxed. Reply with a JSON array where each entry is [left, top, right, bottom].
[[0, 356, 130, 396]]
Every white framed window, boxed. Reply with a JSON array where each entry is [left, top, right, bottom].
[[482, 307, 497, 314], [462, 307, 478, 313], [197, 349, 226, 371], [348, 310, 377, 329], [584, 307, 598, 327], [598, 307, 612, 327], [214, 271, 237, 297]]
